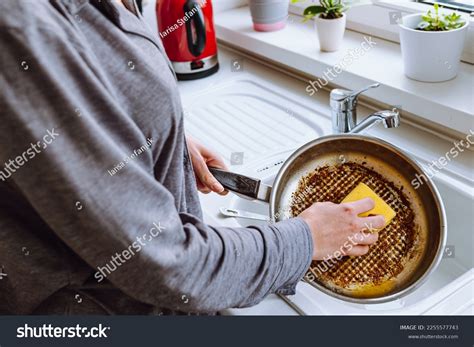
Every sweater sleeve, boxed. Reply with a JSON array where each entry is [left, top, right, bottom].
[[0, 23, 312, 312]]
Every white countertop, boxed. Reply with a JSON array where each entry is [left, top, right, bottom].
[[179, 47, 473, 183], [214, 6, 474, 135]]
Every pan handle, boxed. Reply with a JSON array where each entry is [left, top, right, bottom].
[[209, 167, 271, 202]]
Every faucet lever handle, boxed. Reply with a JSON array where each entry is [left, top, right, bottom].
[[330, 83, 381, 134], [346, 83, 380, 103]]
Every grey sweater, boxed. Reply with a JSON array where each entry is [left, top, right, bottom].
[[0, 0, 312, 314]]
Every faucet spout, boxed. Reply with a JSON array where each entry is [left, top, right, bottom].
[[330, 83, 401, 134], [349, 110, 400, 134]]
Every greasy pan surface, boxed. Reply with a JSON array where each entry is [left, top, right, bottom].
[[270, 135, 446, 304]]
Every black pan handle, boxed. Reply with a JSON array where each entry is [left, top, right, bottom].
[[209, 167, 261, 200], [184, 0, 206, 57]]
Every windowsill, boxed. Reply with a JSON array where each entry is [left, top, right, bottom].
[[290, 2, 474, 62], [214, 6, 474, 135]]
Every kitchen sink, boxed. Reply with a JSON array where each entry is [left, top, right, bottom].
[[210, 156, 473, 315], [180, 47, 473, 315]]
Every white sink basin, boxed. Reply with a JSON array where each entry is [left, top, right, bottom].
[[197, 122, 473, 315], [180, 47, 473, 315], [216, 158, 473, 314]]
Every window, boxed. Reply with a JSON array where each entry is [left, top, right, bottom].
[[418, 0, 474, 13]]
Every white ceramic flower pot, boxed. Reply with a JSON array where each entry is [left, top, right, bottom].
[[315, 13, 346, 52], [399, 13, 468, 82]]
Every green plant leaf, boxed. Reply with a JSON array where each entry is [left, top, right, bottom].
[[301, 0, 349, 20], [417, 2, 465, 31], [303, 5, 326, 16]]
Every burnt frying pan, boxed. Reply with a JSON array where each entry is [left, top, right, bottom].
[[210, 134, 446, 304]]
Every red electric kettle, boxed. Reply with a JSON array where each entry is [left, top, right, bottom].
[[156, 0, 219, 80]]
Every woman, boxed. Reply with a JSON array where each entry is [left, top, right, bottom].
[[0, 0, 383, 314]]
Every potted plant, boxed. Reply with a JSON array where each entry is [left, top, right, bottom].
[[292, 0, 349, 52], [249, 0, 290, 32], [399, 3, 468, 82]]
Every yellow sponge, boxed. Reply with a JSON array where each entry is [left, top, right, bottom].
[[342, 182, 396, 230]]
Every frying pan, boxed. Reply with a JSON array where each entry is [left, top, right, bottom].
[[209, 134, 446, 304]]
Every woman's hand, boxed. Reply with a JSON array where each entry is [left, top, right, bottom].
[[186, 136, 228, 195], [299, 198, 385, 260]]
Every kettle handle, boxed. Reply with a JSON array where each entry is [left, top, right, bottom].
[[184, 1, 206, 57]]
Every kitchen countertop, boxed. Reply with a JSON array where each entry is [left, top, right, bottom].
[[179, 47, 473, 183], [213, 6, 474, 135]]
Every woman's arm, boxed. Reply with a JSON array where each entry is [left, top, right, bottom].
[[0, 22, 313, 312]]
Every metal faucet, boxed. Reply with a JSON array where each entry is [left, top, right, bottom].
[[330, 83, 400, 134]]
